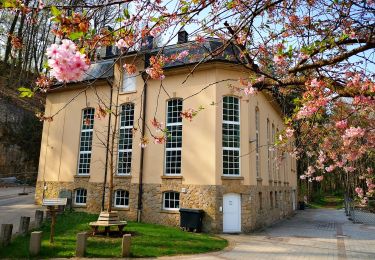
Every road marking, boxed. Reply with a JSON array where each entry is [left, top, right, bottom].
[[336, 223, 347, 260]]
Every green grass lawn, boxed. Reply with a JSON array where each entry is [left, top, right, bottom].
[[0, 211, 227, 259], [308, 195, 344, 209]]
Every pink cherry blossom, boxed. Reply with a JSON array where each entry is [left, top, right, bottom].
[[298, 52, 309, 60], [343, 126, 365, 139], [285, 127, 294, 138], [150, 26, 162, 37], [335, 120, 347, 129], [325, 165, 336, 172], [177, 50, 189, 60], [315, 175, 324, 182], [310, 78, 325, 88], [243, 87, 256, 95], [273, 55, 285, 66], [115, 39, 128, 49], [46, 44, 59, 58], [46, 40, 89, 82], [38, 0, 45, 9], [355, 187, 364, 198], [344, 166, 356, 173], [296, 104, 319, 119]]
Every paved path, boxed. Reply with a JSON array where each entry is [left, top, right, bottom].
[[161, 208, 375, 260], [0, 186, 42, 234]]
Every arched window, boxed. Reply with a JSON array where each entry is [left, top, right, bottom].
[[165, 99, 183, 175], [222, 96, 240, 175], [163, 191, 180, 210], [74, 188, 87, 205], [118, 103, 135, 175], [255, 107, 260, 178], [78, 108, 95, 175], [114, 189, 129, 208]]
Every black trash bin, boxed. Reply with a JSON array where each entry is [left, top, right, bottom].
[[179, 208, 204, 232], [298, 201, 305, 210]]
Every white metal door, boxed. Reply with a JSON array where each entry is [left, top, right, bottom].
[[292, 190, 296, 210], [223, 193, 241, 233]]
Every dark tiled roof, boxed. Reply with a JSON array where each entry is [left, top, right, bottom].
[[82, 58, 115, 81], [81, 38, 239, 81], [152, 38, 239, 68]]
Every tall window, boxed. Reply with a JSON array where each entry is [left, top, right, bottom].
[[165, 99, 183, 175], [122, 71, 136, 92], [114, 189, 129, 208], [163, 191, 180, 210], [272, 123, 275, 180], [255, 107, 260, 178], [74, 188, 87, 205], [267, 119, 271, 180], [78, 108, 95, 175], [270, 192, 274, 209], [223, 96, 240, 175], [118, 103, 134, 175]]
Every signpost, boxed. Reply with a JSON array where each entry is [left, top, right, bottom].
[[42, 198, 67, 243]]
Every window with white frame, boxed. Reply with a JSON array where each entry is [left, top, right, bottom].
[[78, 108, 95, 175], [267, 119, 271, 180], [255, 107, 260, 178], [223, 96, 240, 175], [122, 72, 136, 92], [118, 103, 134, 175], [163, 191, 180, 210], [114, 189, 129, 208], [165, 99, 183, 175], [74, 188, 87, 205]]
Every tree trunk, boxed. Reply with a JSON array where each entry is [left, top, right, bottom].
[[106, 85, 121, 212], [4, 11, 19, 64]]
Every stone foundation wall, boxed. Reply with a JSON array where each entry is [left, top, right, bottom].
[[35, 178, 139, 221], [35, 179, 295, 233]]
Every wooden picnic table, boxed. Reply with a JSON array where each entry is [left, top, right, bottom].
[[89, 211, 127, 235]]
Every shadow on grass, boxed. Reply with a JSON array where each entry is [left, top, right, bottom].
[[0, 211, 227, 258]]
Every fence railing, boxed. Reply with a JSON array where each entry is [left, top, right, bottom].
[[345, 195, 375, 225]]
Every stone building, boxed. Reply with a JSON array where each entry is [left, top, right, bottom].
[[35, 33, 297, 233]]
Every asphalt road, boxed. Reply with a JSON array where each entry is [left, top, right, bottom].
[[0, 188, 42, 234]]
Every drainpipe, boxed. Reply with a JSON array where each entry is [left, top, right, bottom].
[[137, 71, 148, 222], [101, 78, 114, 211]]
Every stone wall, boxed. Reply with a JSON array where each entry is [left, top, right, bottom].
[[36, 178, 295, 233]]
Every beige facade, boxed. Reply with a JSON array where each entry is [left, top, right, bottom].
[[35, 54, 297, 233]]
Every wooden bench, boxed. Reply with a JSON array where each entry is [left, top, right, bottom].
[[89, 211, 127, 235]]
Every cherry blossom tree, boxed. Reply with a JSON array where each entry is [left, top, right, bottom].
[[3, 0, 374, 202]]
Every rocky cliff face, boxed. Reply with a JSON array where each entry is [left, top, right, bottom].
[[0, 64, 43, 183], [0, 88, 42, 184]]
